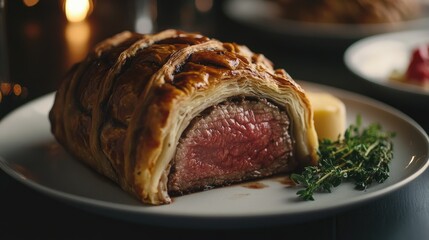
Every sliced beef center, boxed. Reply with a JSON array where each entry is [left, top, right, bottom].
[[168, 97, 296, 195]]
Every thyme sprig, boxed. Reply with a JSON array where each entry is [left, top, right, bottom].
[[291, 115, 396, 201]]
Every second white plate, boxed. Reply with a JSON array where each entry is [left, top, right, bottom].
[[344, 29, 429, 104]]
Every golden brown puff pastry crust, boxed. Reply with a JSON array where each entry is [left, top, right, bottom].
[[49, 29, 319, 205]]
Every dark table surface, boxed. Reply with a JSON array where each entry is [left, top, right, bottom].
[[1, 1, 428, 239]]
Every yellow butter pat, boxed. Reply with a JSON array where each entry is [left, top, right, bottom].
[[307, 91, 346, 141]]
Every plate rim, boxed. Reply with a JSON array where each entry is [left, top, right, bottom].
[[0, 82, 428, 227]]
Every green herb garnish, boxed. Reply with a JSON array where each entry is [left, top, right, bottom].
[[291, 115, 396, 201]]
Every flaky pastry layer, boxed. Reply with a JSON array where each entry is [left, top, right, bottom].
[[49, 29, 319, 205]]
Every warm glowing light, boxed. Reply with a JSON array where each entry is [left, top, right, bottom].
[[65, 21, 91, 66], [0, 82, 26, 103], [0, 82, 11, 95], [23, 0, 39, 7], [195, 0, 213, 13], [13, 84, 22, 96], [64, 0, 93, 22], [24, 22, 41, 40]]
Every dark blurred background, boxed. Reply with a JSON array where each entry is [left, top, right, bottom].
[[1, 0, 366, 119], [1, 1, 428, 239]]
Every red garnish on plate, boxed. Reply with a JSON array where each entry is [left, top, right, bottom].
[[405, 45, 429, 83]]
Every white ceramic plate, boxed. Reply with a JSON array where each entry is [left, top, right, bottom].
[[344, 29, 429, 101], [224, 0, 429, 40], [0, 82, 428, 228]]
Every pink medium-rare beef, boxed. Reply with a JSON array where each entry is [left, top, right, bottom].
[[168, 97, 296, 195], [49, 29, 319, 205]]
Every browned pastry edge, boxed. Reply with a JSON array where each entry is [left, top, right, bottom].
[[49, 29, 319, 205]]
